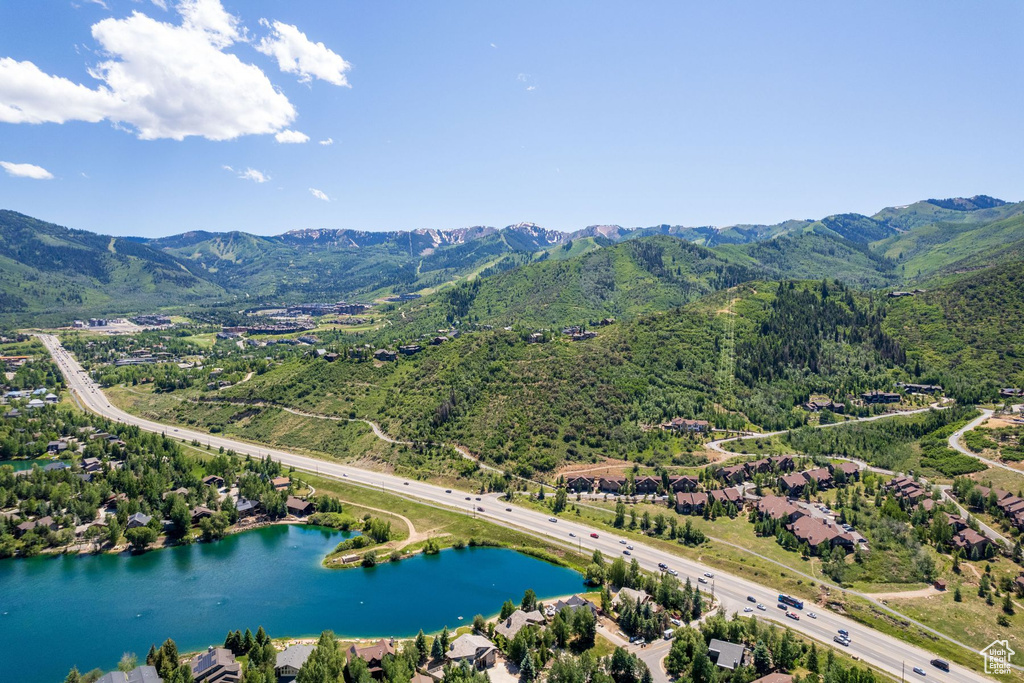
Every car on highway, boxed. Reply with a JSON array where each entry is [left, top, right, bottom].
[[807, 612, 817, 619], [403, 482, 409, 486], [834, 636, 850, 646], [475, 497, 481, 500], [667, 569, 678, 576], [549, 517, 557, 523], [477, 507, 485, 512], [626, 544, 633, 550], [445, 490, 452, 493], [698, 577, 707, 584], [786, 612, 799, 620], [619, 539, 627, 544], [930, 659, 949, 672], [747, 596, 756, 602], [756, 604, 766, 611], [777, 602, 786, 609], [703, 572, 714, 578], [623, 550, 631, 556], [569, 532, 576, 538], [838, 629, 849, 637], [912, 667, 925, 676], [743, 607, 753, 613], [465, 496, 471, 500], [590, 533, 599, 538], [657, 562, 667, 570], [505, 507, 512, 512]]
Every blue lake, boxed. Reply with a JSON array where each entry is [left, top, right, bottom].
[[0, 524, 584, 682]]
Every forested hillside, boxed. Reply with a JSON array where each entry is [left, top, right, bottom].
[[217, 280, 916, 474], [883, 260, 1024, 397], [0, 211, 224, 322], [386, 236, 760, 335]]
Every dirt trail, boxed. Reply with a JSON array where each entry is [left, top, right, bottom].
[[865, 586, 940, 601]]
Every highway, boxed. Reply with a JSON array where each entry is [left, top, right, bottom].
[[38, 334, 996, 683]]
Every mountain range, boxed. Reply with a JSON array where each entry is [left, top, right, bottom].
[[1, 195, 1022, 323]]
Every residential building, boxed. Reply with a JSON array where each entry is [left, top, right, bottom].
[[126, 512, 152, 529], [553, 594, 598, 616], [287, 496, 315, 517], [565, 476, 595, 493], [190, 648, 241, 683], [661, 417, 710, 433], [276, 644, 315, 682], [755, 496, 805, 522], [669, 475, 698, 492], [708, 639, 747, 670], [598, 477, 625, 493], [271, 476, 291, 491], [348, 639, 396, 679], [633, 476, 660, 494], [861, 390, 900, 404], [96, 666, 163, 683], [446, 635, 497, 670], [613, 587, 651, 608], [494, 609, 545, 640], [675, 491, 708, 515], [709, 487, 744, 506], [373, 349, 397, 362], [787, 516, 856, 552], [952, 528, 993, 559]]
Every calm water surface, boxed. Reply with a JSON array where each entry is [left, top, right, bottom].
[[0, 525, 584, 682]]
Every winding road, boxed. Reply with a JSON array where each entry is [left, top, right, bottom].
[[38, 334, 1005, 683]]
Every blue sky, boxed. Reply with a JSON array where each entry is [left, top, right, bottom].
[[0, 1, 1021, 237]]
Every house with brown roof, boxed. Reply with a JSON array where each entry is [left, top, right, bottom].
[[788, 516, 855, 552], [769, 455, 795, 472], [751, 674, 793, 683], [952, 528, 993, 559], [202, 474, 225, 488], [716, 465, 746, 485], [598, 477, 625, 493], [634, 476, 660, 494], [287, 496, 315, 517], [565, 476, 595, 493], [755, 496, 805, 522], [803, 467, 834, 489], [348, 639, 396, 679], [669, 475, 698, 492], [779, 472, 810, 496], [709, 487, 744, 506], [191, 506, 215, 524], [831, 462, 860, 480], [373, 349, 397, 362], [675, 491, 708, 515], [744, 459, 772, 476], [661, 417, 710, 433], [271, 476, 291, 491], [861, 390, 900, 404]]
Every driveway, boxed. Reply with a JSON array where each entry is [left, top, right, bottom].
[[634, 637, 673, 683]]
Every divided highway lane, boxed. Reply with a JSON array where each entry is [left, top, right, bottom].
[[38, 335, 994, 683]]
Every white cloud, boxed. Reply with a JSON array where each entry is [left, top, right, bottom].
[[275, 129, 309, 144], [225, 166, 270, 183], [178, 0, 242, 48], [86, 0, 110, 10], [526, 85, 536, 92], [309, 187, 329, 201], [151, 0, 168, 10], [490, 43, 497, 49], [318, 137, 333, 146], [0, 1, 297, 141], [1, 161, 54, 179], [256, 20, 351, 86], [516, 73, 528, 82]]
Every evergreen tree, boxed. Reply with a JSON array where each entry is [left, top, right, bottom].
[[415, 630, 429, 665]]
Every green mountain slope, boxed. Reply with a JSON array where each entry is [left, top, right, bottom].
[[0, 211, 225, 322], [223, 279, 908, 474], [715, 231, 898, 288], [875, 211, 1024, 281], [389, 235, 761, 333], [883, 260, 1024, 396]]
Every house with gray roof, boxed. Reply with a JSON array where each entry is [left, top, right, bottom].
[[96, 666, 163, 683], [127, 512, 152, 528], [276, 644, 315, 682], [494, 609, 545, 640], [708, 639, 747, 670], [446, 634, 497, 669]]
